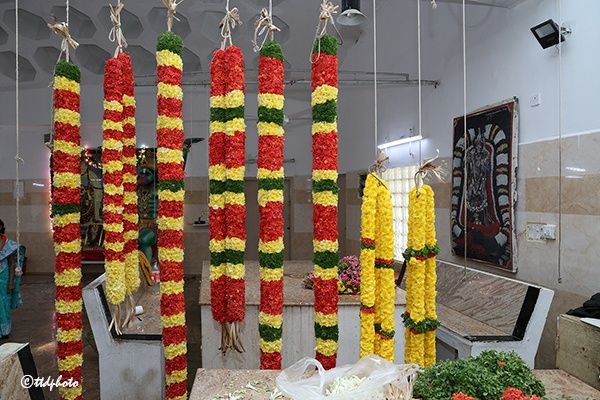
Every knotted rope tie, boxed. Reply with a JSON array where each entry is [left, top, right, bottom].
[[414, 150, 446, 196], [431, 0, 438, 9], [48, 19, 79, 62], [109, 2, 127, 57], [253, 8, 280, 52], [162, 0, 184, 32], [310, 0, 342, 63], [220, 6, 242, 50]]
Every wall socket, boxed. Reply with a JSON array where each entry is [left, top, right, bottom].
[[526, 222, 557, 241]]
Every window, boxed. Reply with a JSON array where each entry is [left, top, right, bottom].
[[382, 165, 419, 260]]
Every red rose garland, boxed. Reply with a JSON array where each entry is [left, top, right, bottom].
[[52, 60, 84, 400], [257, 40, 285, 370], [156, 31, 188, 400], [311, 35, 340, 370]]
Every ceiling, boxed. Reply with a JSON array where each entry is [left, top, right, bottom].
[[0, 0, 527, 90]]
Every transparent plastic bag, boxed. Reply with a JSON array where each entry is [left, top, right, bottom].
[[275, 355, 417, 400]]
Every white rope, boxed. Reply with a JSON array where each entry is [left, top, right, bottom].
[[462, 0, 468, 274], [417, 0, 423, 169], [373, 0, 378, 154], [15, 0, 22, 275], [557, 0, 563, 284]]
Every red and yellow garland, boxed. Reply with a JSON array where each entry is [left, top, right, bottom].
[[209, 44, 247, 352], [102, 57, 126, 306], [118, 52, 140, 296], [52, 60, 83, 400], [403, 184, 439, 367], [311, 35, 339, 370], [156, 31, 188, 399], [257, 40, 285, 370], [359, 174, 396, 361]]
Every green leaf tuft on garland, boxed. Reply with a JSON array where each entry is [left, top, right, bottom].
[[312, 35, 338, 56], [157, 31, 183, 56], [54, 60, 81, 83], [260, 40, 284, 60]]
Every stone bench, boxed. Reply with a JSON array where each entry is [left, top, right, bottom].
[[400, 261, 554, 368], [199, 260, 407, 369]]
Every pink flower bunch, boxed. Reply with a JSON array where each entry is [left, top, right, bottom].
[[303, 255, 361, 294]]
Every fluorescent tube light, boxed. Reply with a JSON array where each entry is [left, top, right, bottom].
[[378, 135, 423, 150]]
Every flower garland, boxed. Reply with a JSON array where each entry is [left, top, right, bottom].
[[359, 174, 377, 358], [375, 179, 396, 361], [156, 31, 188, 400], [311, 34, 339, 370], [257, 40, 285, 370], [209, 44, 247, 352], [102, 57, 126, 306], [209, 48, 227, 325], [223, 45, 246, 325], [403, 184, 439, 367], [359, 174, 396, 361], [118, 52, 140, 296], [52, 60, 83, 400]]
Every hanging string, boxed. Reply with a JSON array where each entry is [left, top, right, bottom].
[[310, 0, 342, 63], [220, 0, 242, 50], [461, 0, 468, 275], [373, 0, 378, 156], [252, 3, 280, 52], [557, 0, 563, 284], [417, 0, 423, 173], [109, 1, 127, 57], [14, 0, 23, 276], [48, 19, 79, 63], [162, 0, 184, 32]]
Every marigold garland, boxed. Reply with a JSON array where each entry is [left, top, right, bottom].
[[118, 52, 140, 296], [156, 31, 188, 400], [52, 60, 84, 400], [359, 174, 396, 361], [312, 35, 339, 370], [209, 43, 247, 350], [102, 57, 126, 306], [257, 40, 285, 370], [404, 184, 439, 367], [224, 45, 246, 324]]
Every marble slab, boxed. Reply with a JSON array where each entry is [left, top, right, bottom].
[[199, 260, 407, 306], [190, 369, 283, 400], [533, 369, 600, 400], [119, 282, 162, 336], [0, 343, 31, 400], [435, 262, 529, 336], [191, 368, 600, 400]]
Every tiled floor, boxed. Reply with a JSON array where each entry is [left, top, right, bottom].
[[1, 274, 202, 400]]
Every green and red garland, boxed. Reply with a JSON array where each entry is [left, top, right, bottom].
[[156, 31, 188, 400], [118, 52, 141, 296], [311, 35, 340, 370], [257, 40, 285, 370], [102, 57, 126, 307], [52, 59, 84, 400], [209, 44, 247, 351]]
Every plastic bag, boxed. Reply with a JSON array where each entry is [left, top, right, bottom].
[[275, 355, 417, 400]]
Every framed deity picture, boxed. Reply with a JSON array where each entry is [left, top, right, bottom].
[[451, 98, 519, 272]]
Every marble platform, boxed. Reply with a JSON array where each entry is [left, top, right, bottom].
[[199, 260, 407, 369], [0, 343, 34, 400], [189, 368, 600, 400]]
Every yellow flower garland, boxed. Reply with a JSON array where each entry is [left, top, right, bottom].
[[404, 184, 439, 367], [359, 174, 396, 361]]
